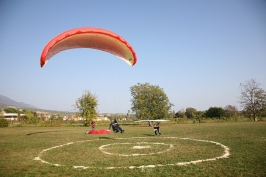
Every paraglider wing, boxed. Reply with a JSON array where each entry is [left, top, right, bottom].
[[86, 129, 110, 134], [40, 27, 137, 67]]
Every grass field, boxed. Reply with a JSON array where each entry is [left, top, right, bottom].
[[0, 122, 266, 177]]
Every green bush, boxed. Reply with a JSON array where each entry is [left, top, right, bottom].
[[0, 118, 9, 128]]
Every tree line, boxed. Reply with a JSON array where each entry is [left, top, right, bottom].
[[75, 79, 266, 125], [174, 106, 239, 119], [1, 79, 265, 127]]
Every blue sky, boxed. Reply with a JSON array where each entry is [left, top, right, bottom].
[[1, 0, 266, 113]]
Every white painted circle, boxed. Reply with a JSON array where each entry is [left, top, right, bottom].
[[133, 145, 150, 149], [34, 137, 230, 169], [99, 142, 174, 156]]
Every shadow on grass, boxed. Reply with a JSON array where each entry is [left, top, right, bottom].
[[142, 134, 155, 136], [98, 136, 116, 140], [26, 131, 61, 135]]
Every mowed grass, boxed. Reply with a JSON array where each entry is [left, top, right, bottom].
[[0, 122, 266, 177]]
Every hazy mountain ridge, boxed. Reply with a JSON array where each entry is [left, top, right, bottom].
[[0, 94, 39, 109], [0, 94, 76, 114]]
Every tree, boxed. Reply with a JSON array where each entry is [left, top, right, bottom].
[[4, 108, 18, 113], [239, 79, 266, 121], [75, 90, 98, 126], [22, 110, 38, 124], [206, 107, 224, 118], [175, 109, 186, 118], [130, 83, 173, 120], [194, 111, 205, 123], [0, 109, 3, 118], [224, 105, 238, 118], [185, 107, 197, 118]]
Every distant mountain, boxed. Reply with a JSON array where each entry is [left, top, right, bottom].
[[0, 94, 39, 109]]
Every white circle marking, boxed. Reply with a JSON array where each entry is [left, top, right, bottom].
[[34, 137, 230, 169]]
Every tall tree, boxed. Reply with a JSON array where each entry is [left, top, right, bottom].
[[206, 107, 224, 118], [224, 105, 238, 118], [185, 107, 197, 118], [130, 83, 173, 120], [239, 79, 266, 121], [75, 90, 98, 126]]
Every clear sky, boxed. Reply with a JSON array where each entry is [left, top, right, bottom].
[[1, 0, 266, 113]]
